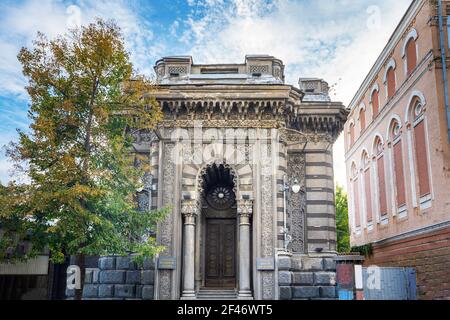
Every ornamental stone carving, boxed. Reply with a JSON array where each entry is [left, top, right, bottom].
[[149, 55, 347, 301], [158, 142, 176, 300], [237, 200, 253, 224], [181, 200, 200, 225], [260, 142, 274, 299], [237, 199, 253, 215], [287, 152, 306, 253]]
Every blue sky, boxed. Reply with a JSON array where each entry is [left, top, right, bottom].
[[0, 0, 413, 188]]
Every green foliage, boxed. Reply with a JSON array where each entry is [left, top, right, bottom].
[[0, 19, 166, 265], [335, 185, 350, 253], [350, 244, 373, 258]]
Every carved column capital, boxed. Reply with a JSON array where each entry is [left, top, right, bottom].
[[237, 199, 253, 215], [237, 199, 253, 225], [181, 199, 199, 225]]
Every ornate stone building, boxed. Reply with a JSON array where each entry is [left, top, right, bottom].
[[133, 55, 347, 300], [69, 55, 347, 300]]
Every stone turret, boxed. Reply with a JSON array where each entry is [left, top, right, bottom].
[[298, 78, 331, 102]]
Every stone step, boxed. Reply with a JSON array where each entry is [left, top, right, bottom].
[[197, 296, 238, 299], [196, 289, 238, 300], [198, 289, 237, 293]]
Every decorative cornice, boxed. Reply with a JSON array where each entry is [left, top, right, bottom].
[[155, 98, 347, 140]]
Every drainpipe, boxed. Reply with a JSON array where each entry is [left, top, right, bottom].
[[438, 0, 450, 142]]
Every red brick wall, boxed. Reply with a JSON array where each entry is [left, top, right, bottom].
[[364, 226, 450, 300]]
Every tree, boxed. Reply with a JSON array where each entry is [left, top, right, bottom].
[[335, 185, 350, 253], [0, 19, 167, 300]]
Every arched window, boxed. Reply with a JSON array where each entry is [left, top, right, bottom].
[[351, 163, 361, 228], [386, 67, 396, 99], [349, 122, 355, 146], [359, 107, 366, 132], [374, 136, 388, 217], [402, 28, 418, 77], [390, 119, 406, 209], [406, 38, 417, 76], [411, 98, 431, 199], [371, 89, 380, 118], [362, 151, 373, 224]]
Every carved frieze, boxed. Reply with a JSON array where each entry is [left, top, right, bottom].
[[157, 97, 346, 140]]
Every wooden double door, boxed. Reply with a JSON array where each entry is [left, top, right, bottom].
[[205, 218, 237, 288]]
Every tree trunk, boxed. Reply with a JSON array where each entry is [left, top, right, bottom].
[[73, 253, 86, 300]]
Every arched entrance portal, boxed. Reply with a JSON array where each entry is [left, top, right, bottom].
[[180, 162, 254, 299], [201, 164, 237, 288]]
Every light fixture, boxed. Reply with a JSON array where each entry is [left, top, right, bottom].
[[291, 179, 301, 194]]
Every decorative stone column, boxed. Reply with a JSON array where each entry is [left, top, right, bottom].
[[237, 199, 253, 299], [181, 199, 199, 299]]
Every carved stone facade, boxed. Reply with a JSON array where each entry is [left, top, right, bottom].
[[131, 55, 347, 300], [287, 152, 306, 253]]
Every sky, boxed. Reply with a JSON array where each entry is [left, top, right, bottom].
[[0, 0, 413, 189]]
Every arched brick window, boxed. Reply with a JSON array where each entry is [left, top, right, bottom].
[[411, 99, 431, 198], [362, 151, 373, 224], [349, 122, 355, 146], [359, 107, 366, 132], [371, 89, 380, 118], [374, 137, 388, 216], [390, 119, 406, 208], [402, 29, 418, 77], [351, 163, 361, 228], [386, 67, 396, 99], [406, 38, 417, 76]]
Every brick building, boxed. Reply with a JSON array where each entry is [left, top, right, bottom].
[[344, 0, 450, 300]]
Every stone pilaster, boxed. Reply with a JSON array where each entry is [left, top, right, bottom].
[[180, 199, 199, 299], [237, 199, 253, 299]]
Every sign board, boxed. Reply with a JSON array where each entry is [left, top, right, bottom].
[[158, 256, 176, 270], [256, 257, 275, 271]]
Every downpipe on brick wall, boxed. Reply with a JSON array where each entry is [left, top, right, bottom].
[[438, 0, 450, 142]]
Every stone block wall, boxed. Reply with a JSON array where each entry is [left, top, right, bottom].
[[278, 254, 337, 300], [66, 256, 156, 300]]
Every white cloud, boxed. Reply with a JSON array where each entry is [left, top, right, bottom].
[[0, 0, 414, 188], [0, 0, 159, 98], [175, 0, 413, 189], [0, 0, 163, 184]]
